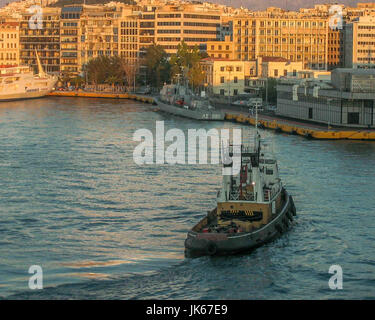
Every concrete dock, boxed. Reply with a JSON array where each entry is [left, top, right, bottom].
[[48, 91, 156, 104], [223, 109, 375, 140]]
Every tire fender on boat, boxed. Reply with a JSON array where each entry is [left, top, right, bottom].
[[184, 238, 191, 248], [206, 241, 217, 256]]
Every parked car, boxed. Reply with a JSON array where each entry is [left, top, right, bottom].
[[266, 105, 277, 112]]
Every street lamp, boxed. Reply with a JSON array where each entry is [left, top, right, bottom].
[[226, 66, 232, 108], [327, 98, 333, 130]]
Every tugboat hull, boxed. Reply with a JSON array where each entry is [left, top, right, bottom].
[[185, 191, 296, 257]]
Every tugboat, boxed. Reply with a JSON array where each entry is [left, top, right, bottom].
[[155, 83, 225, 121], [184, 113, 296, 256]]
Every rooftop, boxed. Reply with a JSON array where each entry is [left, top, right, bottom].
[[260, 56, 290, 63], [201, 57, 241, 62], [333, 68, 375, 75]]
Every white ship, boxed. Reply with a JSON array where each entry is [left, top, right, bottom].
[[0, 51, 57, 102]]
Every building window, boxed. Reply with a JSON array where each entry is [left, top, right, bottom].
[[308, 108, 313, 119], [220, 89, 225, 95], [348, 112, 359, 124], [234, 89, 238, 95], [274, 70, 278, 77], [234, 76, 238, 83], [220, 76, 225, 83]]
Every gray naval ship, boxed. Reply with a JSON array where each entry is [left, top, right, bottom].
[[155, 84, 225, 120]]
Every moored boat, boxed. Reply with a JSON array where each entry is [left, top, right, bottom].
[[0, 51, 57, 102], [185, 117, 296, 256], [155, 84, 225, 121]]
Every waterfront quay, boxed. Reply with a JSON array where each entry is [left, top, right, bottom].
[[48, 91, 156, 104], [48, 90, 375, 141], [224, 110, 375, 140]]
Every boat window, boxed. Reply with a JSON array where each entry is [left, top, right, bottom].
[[266, 168, 273, 175]]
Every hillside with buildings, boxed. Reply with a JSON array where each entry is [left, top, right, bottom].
[[50, 0, 135, 7], [212, 0, 373, 11]]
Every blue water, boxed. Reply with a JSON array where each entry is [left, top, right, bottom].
[[0, 97, 374, 299]]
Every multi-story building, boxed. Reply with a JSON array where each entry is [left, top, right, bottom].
[[19, 7, 60, 73], [80, 6, 121, 69], [60, 6, 81, 75], [258, 56, 304, 78], [345, 15, 375, 69], [57, 2, 225, 75], [138, 6, 155, 59], [120, 3, 225, 61], [231, 8, 330, 69], [159, 4, 222, 54], [137, 3, 224, 56], [206, 35, 235, 60], [328, 27, 344, 70], [60, 5, 121, 76], [6, 1, 375, 79], [118, 8, 140, 64], [0, 22, 19, 66], [276, 68, 375, 128], [201, 57, 253, 97]]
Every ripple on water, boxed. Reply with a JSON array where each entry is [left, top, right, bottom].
[[0, 98, 374, 299]]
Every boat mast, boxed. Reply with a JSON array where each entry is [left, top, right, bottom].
[[254, 101, 260, 151], [252, 100, 264, 202], [35, 49, 46, 77]]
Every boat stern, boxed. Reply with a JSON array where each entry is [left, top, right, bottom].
[[185, 231, 228, 257]]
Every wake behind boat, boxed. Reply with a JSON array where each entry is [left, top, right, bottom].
[[155, 84, 225, 121], [0, 51, 57, 102]]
